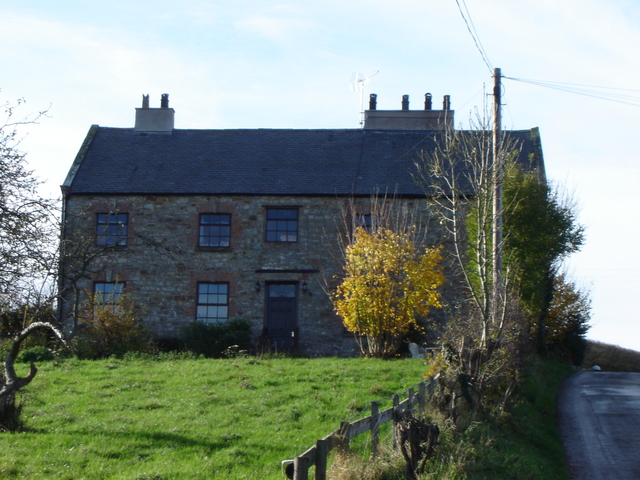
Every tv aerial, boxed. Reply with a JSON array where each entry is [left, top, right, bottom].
[[350, 70, 379, 126]]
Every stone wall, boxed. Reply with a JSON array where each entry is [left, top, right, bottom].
[[61, 194, 444, 357]]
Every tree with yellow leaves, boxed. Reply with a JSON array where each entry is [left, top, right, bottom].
[[332, 227, 444, 358]]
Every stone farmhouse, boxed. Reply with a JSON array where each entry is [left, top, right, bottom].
[[59, 94, 544, 356]]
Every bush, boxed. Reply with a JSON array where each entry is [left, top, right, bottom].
[[73, 292, 153, 359], [17, 346, 55, 363], [181, 317, 252, 358], [153, 336, 186, 353]]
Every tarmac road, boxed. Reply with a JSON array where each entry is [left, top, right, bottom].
[[557, 371, 640, 479]]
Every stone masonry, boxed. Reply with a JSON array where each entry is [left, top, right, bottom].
[[63, 194, 442, 356]]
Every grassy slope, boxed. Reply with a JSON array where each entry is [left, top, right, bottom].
[[0, 357, 427, 480]]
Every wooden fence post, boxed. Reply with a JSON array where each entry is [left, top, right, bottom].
[[293, 456, 309, 480], [339, 421, 350, 451], [407, 387, 415, 412], [315, 439, 328, 480], [426, 376, 436, 396], [370, 401, 380, 456], [419, 382, 426, 411], [392, 393, 399, 449]]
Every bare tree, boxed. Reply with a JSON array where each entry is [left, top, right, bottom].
[[0, 96, 65, 430], [0, 97, 57, 303], [412, 115, 537, 418], [413, 116, 522, 350]]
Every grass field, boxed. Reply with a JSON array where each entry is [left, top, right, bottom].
[[0, 356, 428, 480]]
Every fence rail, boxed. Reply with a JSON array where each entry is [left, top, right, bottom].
[[283, 375, 438, 480]]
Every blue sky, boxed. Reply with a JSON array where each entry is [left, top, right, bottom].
[[2, 0, 640, 350]]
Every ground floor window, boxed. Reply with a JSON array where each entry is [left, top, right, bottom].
[[196, 282, 229, 323], [93, 282, 124, 303]]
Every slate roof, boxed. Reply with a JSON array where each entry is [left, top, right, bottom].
[[63, 127, 543, 197]]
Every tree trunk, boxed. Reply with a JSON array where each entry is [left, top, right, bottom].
[[0, 322, 66, 431], [0, 374, 23, 432]]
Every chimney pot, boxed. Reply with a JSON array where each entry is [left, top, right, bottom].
[[424, 93, 432, 110], [402, 95, 409, 111], [369, 93, 377, 110], [443, 95, 451, 111], [161, 93, 169, 109], [142, 94, 150, 109]]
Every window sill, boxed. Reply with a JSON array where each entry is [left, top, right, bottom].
[[96, 244, 128, 251], [196, 246, 233, 253]]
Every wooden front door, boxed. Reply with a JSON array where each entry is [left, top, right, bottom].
[[265, 283, 298, 351]]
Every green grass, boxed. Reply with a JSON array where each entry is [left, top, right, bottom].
[[0, 356, 428, 479]]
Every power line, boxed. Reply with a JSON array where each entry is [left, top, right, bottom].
[[504, 76, 640, 107], [454, 0, 493, 73]]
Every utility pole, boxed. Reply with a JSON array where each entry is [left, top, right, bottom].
[[492, 67, 503, 326]]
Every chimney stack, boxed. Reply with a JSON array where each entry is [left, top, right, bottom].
[[135, 93, 175, 132], [362, 92, 454, 130]]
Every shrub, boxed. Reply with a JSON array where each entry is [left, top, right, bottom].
[[17, 346, 55, 363], [73, 291, 153, 359], [181, 317, 252, 358], [153, 336, 186, 353]]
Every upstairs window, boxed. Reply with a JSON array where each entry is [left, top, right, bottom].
[[93, 282, 124, 303], [354, 214, 372, 231], [199, 214, 231, 247], [196, 283, 229, 324], [96, 213, 128, 247], [353, 214, 379, 233], [265, 208, 298, 242]]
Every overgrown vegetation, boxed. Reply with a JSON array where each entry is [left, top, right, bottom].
[[582, 340, 640, 372], [419, 358, 572, 479], [502, 161, 585, 354], [411, 121, 587, 426], [329, 357, 573, 480]]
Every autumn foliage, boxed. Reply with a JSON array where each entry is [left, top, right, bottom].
[[332, 227, 444, 358], [74, 291, 151, 359]]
